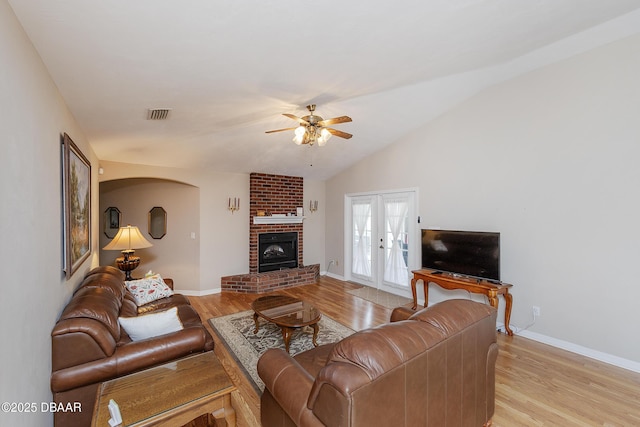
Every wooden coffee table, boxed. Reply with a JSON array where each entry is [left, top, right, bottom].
[[91, 351, 236, 427], [252, 295, 321, 353]]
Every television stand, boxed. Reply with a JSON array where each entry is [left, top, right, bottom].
[[410, 269, 513, 335]]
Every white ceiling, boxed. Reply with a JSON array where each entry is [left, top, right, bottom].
[[9, 0, 640, 180]]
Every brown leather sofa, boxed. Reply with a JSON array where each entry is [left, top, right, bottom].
[[50, 266, 214, 426], [257, 299, 498, 427]]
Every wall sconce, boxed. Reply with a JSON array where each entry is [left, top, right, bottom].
[[228, 197, 240, 213], [309, 200, 318, 213]]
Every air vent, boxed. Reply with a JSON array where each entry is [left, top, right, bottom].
[[146, 108, 171, 120]]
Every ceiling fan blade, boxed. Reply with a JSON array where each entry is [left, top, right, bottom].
[[283, 113, 309, 125], [317, 116, 352, 126], [326, 128, 353, 139], [265, 127, 297, 134]]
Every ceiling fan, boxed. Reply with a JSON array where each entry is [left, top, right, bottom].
[[266, 104, 352, 146]]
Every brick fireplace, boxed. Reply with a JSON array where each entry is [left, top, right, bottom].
[[249, 173, 303, 273], [221, 173, 320, 293]]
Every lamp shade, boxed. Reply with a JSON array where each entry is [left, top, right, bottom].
[[103, 225, 153, 252]]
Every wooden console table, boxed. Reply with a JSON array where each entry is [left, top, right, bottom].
[[411, 269, 514, 336]]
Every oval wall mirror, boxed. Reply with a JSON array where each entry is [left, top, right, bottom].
[[148, 207, 167, 239]]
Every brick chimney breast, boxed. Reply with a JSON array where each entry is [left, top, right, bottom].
[[249, 173, 303, 273]]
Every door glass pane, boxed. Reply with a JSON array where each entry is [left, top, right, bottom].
[[383, 197, 409, 287], [352, 200, 372, 278]]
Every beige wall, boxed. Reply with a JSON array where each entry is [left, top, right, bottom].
[[5, 1, 637, 421], [303, 179, 327, 269], [326, 33, 640, 366], [100, 179, 200, 291], [99, 162, 327, 293], [0, 1, 100, 425], [99, 162, 248, 294]]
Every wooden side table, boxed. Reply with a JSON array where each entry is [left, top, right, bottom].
[[411, 269, 514, 336], [92, 351, 236, 426]]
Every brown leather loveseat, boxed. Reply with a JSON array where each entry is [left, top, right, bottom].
[[51, 266, 214, 426], [257, 299, 498, 427]]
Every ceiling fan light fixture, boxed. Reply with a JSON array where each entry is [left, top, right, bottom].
[[267, 104, 351, 146], [293, 126, 306, 145], [318, 128, 331, 146]]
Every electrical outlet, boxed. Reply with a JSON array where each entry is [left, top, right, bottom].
[[532, 306, 541, 318]]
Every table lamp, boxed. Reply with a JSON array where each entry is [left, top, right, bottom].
[[103, 224, 153, 280]]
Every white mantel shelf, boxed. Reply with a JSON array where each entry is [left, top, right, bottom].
[[253, 216, 305, 225]]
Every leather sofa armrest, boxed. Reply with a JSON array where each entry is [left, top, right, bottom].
[[390, 306, 415, 322], [258, 348, 316, 425], [114, 326, 208, 373], [51, 327, 207, 393], [164, 278, 174, 290]]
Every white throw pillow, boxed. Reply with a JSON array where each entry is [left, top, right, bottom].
[[125, 274, 173, 306], [119, 307, 183, 341]]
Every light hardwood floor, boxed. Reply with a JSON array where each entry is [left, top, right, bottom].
[[189, 276, 640, 427]]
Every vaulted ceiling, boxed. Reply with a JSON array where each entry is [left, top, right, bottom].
[[9, 0, 640, 179]]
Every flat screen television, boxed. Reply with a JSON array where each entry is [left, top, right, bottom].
[[421, 229, 500, 281]]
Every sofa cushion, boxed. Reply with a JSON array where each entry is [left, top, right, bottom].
[[136, 294, 191, 314], [293, 343, 335, 378], [125, 274, 173, 306], [59, 287, 122, 342], [120, 293, 139, 318], [328, 320, 447, 380], [118, 307, 183, 341], [85, 265, 125, 281], [408, 298, 496, 334], [76, 272, 127, 301]]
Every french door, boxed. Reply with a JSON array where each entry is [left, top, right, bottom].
[[346, 190, 417, 295]]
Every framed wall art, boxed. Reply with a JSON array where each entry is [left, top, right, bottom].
[[62, 133, 91, 279]]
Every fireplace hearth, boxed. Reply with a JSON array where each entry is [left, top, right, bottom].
[[258, 232, 298, 272]]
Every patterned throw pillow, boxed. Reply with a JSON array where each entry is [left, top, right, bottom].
[[125, 274, 174, 306]]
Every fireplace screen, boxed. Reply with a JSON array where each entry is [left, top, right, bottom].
[[259, 232, 298, 272]]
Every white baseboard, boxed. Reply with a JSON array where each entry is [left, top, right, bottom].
[[183, 278, 640, 374], [323, 272, 345, 280], [515, 329, 640, 374], [430, 297, 640, 374], [178, 288, 221, 297]]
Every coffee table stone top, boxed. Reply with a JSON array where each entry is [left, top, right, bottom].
[[251, 295, 322, 353]]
